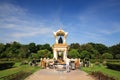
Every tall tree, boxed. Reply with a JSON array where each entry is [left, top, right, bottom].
[[80, 43, 94, 52], [4, 41, 21, 58], [90, 49, 100, 59], [68, 49, 79, 58], [109, 43, 120, 58], [18, 45, 29, 58], [42, 44, 52, 51], [0, 43, 5, 58], [36, 44, 43, 51], [37, 49, 51, 58], [89, 43, 108, 54], [102, 53, 113, 59], [80, 50, 91, 59], [28, 42, 37, 53], [69, 43, 80, 50]]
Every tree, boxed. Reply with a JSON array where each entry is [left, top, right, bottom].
[[80, 50, 90, 59], [89, 43, 108, 54], [68, 49, 79, 58], [37, 49, 51, 58], [42, 44, 52, 51], [47, 53, 53, 58], [0, 43, 5, 58], [18, 45, 29, 58], [109, 43, 120, 58], [11, 42, 21, 57], [69, 43, 80, 50], [31, 53, 39, 59], [28, 42, 37, 53], [36, 44, 42, 50], [4, 41, 21, 58], [102, 53, 113, 59], [90, 49, 100, 59], [80, 43, 95, 54]]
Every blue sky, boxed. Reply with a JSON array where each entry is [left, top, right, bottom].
[[0, 0, 120, 46]]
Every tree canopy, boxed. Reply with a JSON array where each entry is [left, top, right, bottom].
[[0, 41, 120, 59], [68, 49, 79, 58], [102, 53, 113, 59]]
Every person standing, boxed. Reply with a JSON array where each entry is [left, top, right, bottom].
[[53, 58, 56, 69], [66, 58, 70, 73]]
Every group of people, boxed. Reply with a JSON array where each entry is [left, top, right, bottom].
[[53, 58, 81, 72], [39, 57, 81, 73], [66, 58, 81, 72], [40, 58, 50, 68]]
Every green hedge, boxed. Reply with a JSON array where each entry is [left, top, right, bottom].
[[0, 62, 15, 70], [106, 59, 120, 63], [91, 71, 116, 80], [0, 58, 27, 62], [90, 59, 103, 63], [0, 71, 32, 80], [106, 63, 120, 71]]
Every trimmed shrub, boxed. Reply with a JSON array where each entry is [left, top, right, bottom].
[[95, 61, 100, 65], [90, 59, 96, 63], [90, 59, 103, 63], [0, 62, 15, 70], [106, 59, 120, 63], [106, 63, 120, 71], [0, 71, 32, 80], [102, 60, 107, 65], [91, 71, 116, 80]]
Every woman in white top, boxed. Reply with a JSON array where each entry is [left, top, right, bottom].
[[66, 58, 70, 72]]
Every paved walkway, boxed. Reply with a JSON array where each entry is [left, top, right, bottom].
[[25, 69, 95, 80]]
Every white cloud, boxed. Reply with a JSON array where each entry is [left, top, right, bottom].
[[80, 32, 106, 42], [0, 2, 55, 43], [78, 0, 120, 37], [11, 27, 54, 38], [0, 2, 26, 17], [97, 23, 120, 35]]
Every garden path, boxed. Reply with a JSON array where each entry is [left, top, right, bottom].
[[25, 69, 95, 80]]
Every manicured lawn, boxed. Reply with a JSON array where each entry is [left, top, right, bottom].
[[81, 64, 120, 80], [0, 62, 41, 78]]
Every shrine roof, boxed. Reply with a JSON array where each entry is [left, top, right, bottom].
[[54, 28, 68, 36]]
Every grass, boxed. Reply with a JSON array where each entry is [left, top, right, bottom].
[[81, 64, 120, 80], [0, 62, 41, 78]]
